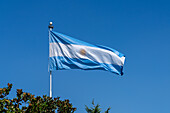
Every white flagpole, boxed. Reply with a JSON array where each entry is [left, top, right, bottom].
[[50, 71, 52, 97], [48, 22, 53, 97]]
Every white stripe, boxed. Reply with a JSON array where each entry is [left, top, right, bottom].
[[50, 43, 125, 66]]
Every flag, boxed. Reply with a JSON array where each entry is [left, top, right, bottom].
[[49, 31, 125, 75]]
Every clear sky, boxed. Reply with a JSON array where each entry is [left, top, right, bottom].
[[0, 0, 170, 112]]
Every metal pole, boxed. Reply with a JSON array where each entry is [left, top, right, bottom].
[[48, 22, 53, 97], [50, 71, 52, 97]]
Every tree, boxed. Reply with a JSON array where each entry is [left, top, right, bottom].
[[0, 83, 76, 113], [0, 83, 111, 113], [85, 100, 111, 113]]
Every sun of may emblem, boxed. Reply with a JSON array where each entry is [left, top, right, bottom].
[[80, 49, 86, 55]]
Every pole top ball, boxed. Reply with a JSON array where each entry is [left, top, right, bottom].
[[48, 22, 54, 29]]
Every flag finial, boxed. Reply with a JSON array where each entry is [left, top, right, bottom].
[[48, 22, 54, 29]]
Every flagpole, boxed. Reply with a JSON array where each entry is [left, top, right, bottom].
[[48, 22, 53, 97]]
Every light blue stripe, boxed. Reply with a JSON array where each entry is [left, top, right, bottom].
[[49, 56, 124, 75], [50, 31, 96, 47], [49, 31, 125, 58]]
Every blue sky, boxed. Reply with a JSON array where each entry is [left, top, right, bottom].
[[0, 0, 170, 112]]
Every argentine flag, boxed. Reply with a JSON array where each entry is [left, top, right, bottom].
[[49, 31, 125, 75]]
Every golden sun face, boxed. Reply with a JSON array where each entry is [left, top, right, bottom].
[[80, 49, 86, 55]]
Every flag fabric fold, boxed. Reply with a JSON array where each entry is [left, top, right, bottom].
[[49, 31, 125, 75]]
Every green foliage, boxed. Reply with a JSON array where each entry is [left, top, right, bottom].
[[85, 100, 111, 113], [0, 83, 111, 113], [0, 83, 76, 113]]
